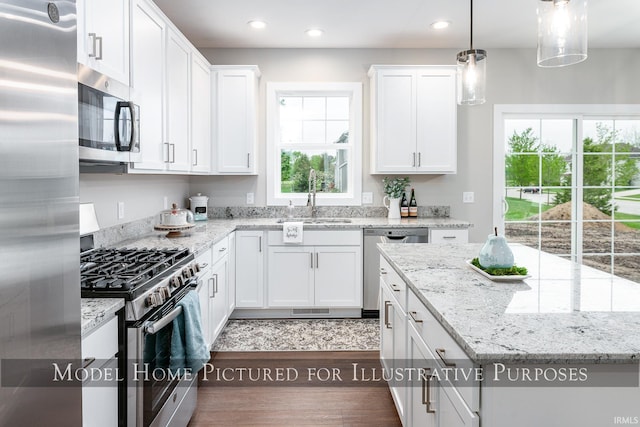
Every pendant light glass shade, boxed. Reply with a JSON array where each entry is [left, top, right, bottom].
[[457, 0, 486, 105], [457, 49, 487, 105], [537, 0, 588, 67]]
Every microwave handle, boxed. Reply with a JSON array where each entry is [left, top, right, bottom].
[[114, 101, 135, 152]]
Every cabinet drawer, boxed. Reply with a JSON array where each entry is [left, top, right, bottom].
[[380, 257, 407, 311], [407, 289, 479, 412], [82, 315, 118, 361], [429, 229, 468, 243], [195, 248, 212, 272], [212, 236, 229, 264], [268, 230, 361, 246]]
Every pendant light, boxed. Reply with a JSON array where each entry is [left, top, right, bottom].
[[537, 0, 588, 67], [456, 0, 487, 105]]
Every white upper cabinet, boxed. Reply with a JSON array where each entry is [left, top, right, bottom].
[[369, 65, 457, 174], [77, 0, 130, 85], [130, 0, 166, 171], [129, 0, 212, 174], [190, 54, 212, 173], [165, 29, 191, 172], [211, 66, 260, 174]]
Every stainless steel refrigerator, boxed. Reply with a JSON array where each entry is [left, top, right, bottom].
[[0, 1, 81, 425]]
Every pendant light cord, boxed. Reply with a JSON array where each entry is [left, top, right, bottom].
[[469, 0, 474, 50]]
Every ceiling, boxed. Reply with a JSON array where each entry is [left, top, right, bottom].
[[153, 0, 640, 49]]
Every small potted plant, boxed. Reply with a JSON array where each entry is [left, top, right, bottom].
[[382, 177, 410, 219]]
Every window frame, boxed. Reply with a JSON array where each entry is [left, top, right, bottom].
[[493, 104, 640, 278], [266, 82, 363, 206]]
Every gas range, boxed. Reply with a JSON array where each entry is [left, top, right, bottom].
[[80, 247, 200, 321]]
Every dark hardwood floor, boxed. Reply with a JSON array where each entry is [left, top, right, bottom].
[[188, 351, 402, 427]]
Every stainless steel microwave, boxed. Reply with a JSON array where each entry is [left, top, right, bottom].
[[78, 65, 140, 164]]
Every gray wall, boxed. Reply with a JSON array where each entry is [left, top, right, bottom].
[[79, 174, 190, 228], [80, 48, 640, 241]]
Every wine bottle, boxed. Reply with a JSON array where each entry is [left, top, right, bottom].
[[409, 188, 418, 218], [400, 192, 409, 217]]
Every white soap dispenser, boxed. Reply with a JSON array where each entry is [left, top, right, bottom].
[[287, 200, 295, 219]]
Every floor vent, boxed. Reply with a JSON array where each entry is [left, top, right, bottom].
[[291, 308, 331, 316]]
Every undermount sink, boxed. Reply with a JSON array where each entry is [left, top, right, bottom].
[[276, 218, 352, 224]]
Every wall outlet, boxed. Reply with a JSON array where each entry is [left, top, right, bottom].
[[362, 192, 373, 204], [117, 201, 125, 219], [463, 192, 475, 203], [163, 196, 168, 209], [246, 192, 255, 204]]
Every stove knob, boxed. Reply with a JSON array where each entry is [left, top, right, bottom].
[[182, 268, 192, 279], [160, 286, 171, 299], [146, 293, 158, 308], [193, 263, 201, 273], [171, 275, 184, 289]]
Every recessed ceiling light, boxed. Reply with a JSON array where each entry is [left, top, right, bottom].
[[430, 20, 451, 30], [305, 28, 324, 38], [248, 20, 267, 29]]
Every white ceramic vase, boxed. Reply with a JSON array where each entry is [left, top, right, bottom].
[[383, 196, 401, 219]]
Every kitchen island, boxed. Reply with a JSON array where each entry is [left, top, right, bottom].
[[378, 242, 640, 427]]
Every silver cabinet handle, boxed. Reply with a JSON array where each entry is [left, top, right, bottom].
[[422, 368, 436, 414], [258, 236, 262, 252], [310, 252, 314, 268], [409, 311, 423, 323], [170, 144, 176, 163], [95, 35, 103, 60], [164, 143, 170, 163], [435, 348, 456, 367], [219, 247, 227, 252], [247, 153, 250, 168], [82, 357, 96, 369], [214, 274, 219, 295], [192, 149, 198, 166], [380, 268, 387, 275], [208, 277, 214, 298], [384, 301, 392, 329], [88, 33, 97, 58], [315, 252, 319, 268], [412, 152, 416, 167], [418, 152, 421, 167], [390, 284, 401, 292]]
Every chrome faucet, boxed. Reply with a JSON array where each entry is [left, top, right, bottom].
[[307, 169, 317, 217]]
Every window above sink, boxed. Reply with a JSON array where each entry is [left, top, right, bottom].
[[266, 82, 363, 207]]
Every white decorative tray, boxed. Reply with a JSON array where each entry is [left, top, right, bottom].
[[465, 260, 530, 282]]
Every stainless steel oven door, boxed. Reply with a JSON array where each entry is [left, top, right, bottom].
[[126, 289, 199, 427]]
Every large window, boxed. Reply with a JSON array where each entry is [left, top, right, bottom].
[[266, 82, 362, 206], [494, 105, 640, 285]]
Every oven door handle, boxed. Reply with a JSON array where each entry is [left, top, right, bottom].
[[144, 306, 183, 334]]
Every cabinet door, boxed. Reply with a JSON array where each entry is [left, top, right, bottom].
[[392, 298, 407, 421], [197, 268, 212, 349], [235, 231, 264, 308], [408, 329, 438, 427], [227, 232, 236, 313], [209, 256, 228, 342], [416, 70, 457, 173], [77, 0, 130, 85], [213, 68, 257, 173], [166, 30, 191, 172], [130, 0, 167, 171], [267, 246, 314, 307], [190, 54, 211, 173], [314, 246, 362, 307], [372, 69, 416, 172], [380, 282, 394, 372]]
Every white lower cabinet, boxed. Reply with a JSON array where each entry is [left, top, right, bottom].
[[209, 237, 229, 342], [380, 272, 407, 424], [82, 315, 119, 427], [267, 242, 362, 308], [234, 230, 265, 308], [195, 248, 213, 349]]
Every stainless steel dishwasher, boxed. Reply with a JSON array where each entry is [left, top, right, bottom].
[[362, 228, 430, 317]]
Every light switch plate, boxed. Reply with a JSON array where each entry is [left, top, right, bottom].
[[362, 192, 373, 204], [117, 201, 125, 219], [246, 192, 255, 204], [463, 192, 474, 203]]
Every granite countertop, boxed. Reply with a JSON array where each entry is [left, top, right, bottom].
[[378, 242, 640, 364], [113, 216, 471, 256], [81, 298, 124, 336]]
